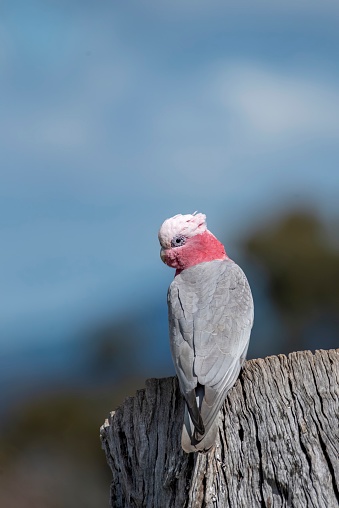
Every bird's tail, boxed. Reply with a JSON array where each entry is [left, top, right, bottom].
[[182, 384, 219, 453], [181, 405, 219, 453]]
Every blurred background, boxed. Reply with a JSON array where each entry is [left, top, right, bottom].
[[0, 0, 338, 506]]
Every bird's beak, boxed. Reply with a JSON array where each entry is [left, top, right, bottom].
[[160, 248, 166, 264]]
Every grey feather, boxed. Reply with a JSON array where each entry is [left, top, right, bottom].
[[168, 259, 254, 453]]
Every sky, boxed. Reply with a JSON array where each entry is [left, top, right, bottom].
[[1, 0, 339, 351]]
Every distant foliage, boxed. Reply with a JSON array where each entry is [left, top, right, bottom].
[[243, 210, 339, 351]]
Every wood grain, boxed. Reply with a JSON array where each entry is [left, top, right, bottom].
[[100, 349, 339, 507]]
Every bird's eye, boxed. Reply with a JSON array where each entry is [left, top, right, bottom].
[[171, 235, 186, 247]]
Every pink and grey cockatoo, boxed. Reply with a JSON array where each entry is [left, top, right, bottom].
[[158, 212, 254, 453]]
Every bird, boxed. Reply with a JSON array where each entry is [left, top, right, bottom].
[[158, 212, 254, 453]]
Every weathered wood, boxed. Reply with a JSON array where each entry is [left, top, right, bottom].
[[100, 349, 339, 507]]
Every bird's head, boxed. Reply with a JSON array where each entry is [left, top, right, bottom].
[[158, 212, 227, 273]]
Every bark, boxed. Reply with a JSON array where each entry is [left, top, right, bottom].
[[100, 349, 339, 508]]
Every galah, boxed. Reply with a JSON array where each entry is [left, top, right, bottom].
[[158, 212, 254, 453]]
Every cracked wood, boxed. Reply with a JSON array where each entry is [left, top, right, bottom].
[[100, 349, 339, 507]]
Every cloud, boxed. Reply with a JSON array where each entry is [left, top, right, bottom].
[[139, 0, 339, 18], [215, 63, 339, 141], [145, 60, 339, 196]]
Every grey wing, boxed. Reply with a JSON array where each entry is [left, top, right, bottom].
[[167, 281, 205, 435], [194, 261, 253, 433], [168, 260, 254, 451]]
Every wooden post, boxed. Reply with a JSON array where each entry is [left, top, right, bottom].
[[100, 349, 338, 507]]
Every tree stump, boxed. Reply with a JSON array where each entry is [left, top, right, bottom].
[[100, 349, 339, 507]]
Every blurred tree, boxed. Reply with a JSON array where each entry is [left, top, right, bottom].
[[84, 320, 138, 380], [0, 380, 144, 508], [243, 210, 339, 352]]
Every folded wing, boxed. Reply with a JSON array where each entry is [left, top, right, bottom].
[[168, 259, 254, 452]]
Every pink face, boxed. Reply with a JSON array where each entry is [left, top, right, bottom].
[[160, 230, 227, 272]]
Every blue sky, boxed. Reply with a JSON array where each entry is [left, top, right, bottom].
[[1, 0, 339, 350]]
